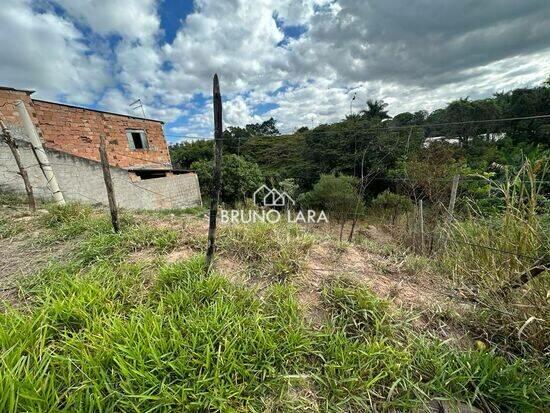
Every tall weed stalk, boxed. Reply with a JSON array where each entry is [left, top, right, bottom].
[[444, 159, 549, 354]]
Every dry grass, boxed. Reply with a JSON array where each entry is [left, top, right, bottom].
[[443, 160, 549, 354]]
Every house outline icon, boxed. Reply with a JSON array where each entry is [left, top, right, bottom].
[[253, 185, 296, 207]]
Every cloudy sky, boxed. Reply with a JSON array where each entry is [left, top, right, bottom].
[[1, 0, 549, 142]]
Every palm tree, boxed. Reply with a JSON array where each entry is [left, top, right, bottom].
[[361, 99, 390, 120]]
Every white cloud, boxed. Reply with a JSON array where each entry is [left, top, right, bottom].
[[1, 0, 549, 134], [224, 95, 262, 127], [0, 0, 110, 103], [51, 0, 160, 41]]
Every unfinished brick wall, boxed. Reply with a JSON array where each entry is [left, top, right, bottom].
[[0, 87, 172, 170], [33, 100, 171, 169], [0, 88, 38, 128]]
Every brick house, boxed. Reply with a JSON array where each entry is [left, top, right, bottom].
[[0, 86, 202, 209]]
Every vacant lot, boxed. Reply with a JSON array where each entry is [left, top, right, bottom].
[[0, 199, 548, 412]]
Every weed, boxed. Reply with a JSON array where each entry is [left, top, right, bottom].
[[39, 203, 136, 243], [77, 224, 179, 265], [218, 221, 315, 280], [443, 159, 549, 354], [401, 255, 432, 276], [0, 217, 25, 239], [0, 192, 30, 206], [322, 278, 396, 339]]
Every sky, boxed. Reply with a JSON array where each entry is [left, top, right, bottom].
[[1, 0, 549, 143]]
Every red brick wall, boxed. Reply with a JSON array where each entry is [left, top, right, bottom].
[[0, 89, 38, 127], [33, 100, 171, 169]]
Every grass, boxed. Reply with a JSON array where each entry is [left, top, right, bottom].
[[140, 205, 208, 218], [0, 201, 549, 411], [218, 221, 315, 280], [443, 160, 550, 354], [1, 257, 548, 412], [0, 216, 25, 239]]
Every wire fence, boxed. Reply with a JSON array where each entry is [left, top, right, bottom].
[[2, 108, 548, 260]]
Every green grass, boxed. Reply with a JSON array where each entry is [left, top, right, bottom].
[[0, 216, 25, 239], [218, 221, 315, 280], [1, 258, 548, 412], [140, 205, 208, 218], [0, 202, 548, 411], [76, 224, 179, 265]]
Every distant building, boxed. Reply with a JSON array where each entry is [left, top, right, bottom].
[[0, 86, 201, 209], [423, 132, 506, 147]]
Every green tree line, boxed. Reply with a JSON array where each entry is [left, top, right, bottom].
[[170, 78, 550, 205]]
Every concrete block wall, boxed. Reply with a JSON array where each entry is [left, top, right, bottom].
[[0, 140, 202, 210]]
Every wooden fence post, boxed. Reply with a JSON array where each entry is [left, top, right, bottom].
[[99, 134, 120, 233], [419, 199, 425, 254], [205, 74, 224, 272], [447, 174, 460, 223], [0, 120, 36, 212]]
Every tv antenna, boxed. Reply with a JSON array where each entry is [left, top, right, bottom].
[[129, 99, 147, 118]]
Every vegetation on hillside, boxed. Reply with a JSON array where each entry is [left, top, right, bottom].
[[171, 78, 550, 203]]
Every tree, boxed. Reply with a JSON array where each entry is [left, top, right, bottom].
[[245, 117, 280, 136], [222, 126, 250, 155], [371, 191, 413, 224], [392, 110, 428, 126], [191, 154, 264, 205], [300, 174, 365, 240], [278, 178, 299, 202], [390, 142, 468, 205], [170, 140, 213, 168], [429, 97, 501, 147], [361, 99, 390, 120]]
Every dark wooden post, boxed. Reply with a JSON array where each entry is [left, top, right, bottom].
[[205, 74, 224, 272], [447, 174, 460, 223], [99, 134, 120, 233], [0, 119, 36, 212], [419, 199, 425, 254]]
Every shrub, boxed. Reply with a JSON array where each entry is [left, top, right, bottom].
[[371, 190, 413, 224], [300, 174, 365, 240]]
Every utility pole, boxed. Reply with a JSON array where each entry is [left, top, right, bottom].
[[0, 120, 36, 212], [350, 92, 356, 116], [99, 134, 120, 233], [205, 74, 224, 272], [15, 100, 65, 205]]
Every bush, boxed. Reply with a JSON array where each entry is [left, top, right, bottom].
[[371, 191, 413, 224], [300, 174, 365, 240], [192, 154, 264, 205]]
